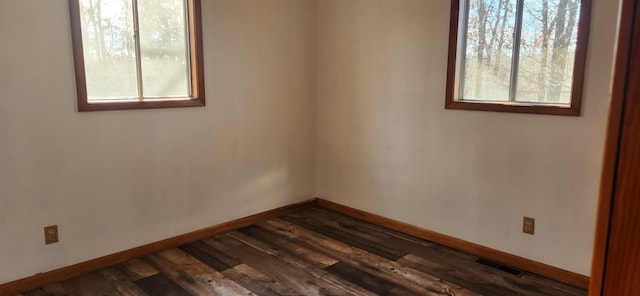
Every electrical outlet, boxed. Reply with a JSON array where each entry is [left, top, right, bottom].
[[44, 225, 59, 244], [523, 217, 535, 235]]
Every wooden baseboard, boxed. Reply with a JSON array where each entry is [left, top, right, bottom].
[[0, 199, 317, 295], [316, 198, 590, 290]]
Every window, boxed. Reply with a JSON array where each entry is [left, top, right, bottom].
[[69, 0, 205, 111], [446, 0, 591, 116]]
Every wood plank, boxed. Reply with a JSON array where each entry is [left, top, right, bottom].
[[326, 262, 420, 296], [520, 273, 587, 296], [60, 271, 123, 296], [304, 206, 441, 250], [39, 283, 67, 296], [387, 236, 586, 296], [203, 235, 360, 295], [281, 211, 407, 261], [222, 264, 296, 296], [98, 267, 148, 296], [146, 249, 255, 295], [303, 206, 479, 266], [120, 259, 160, 282], [262, 219, 477, 296], [236, 226, 339, 268], [22, 290, 46, 296], [226, 229, 376, 295], [134, 274, 191, 296], [396, 253, 516, 296], [22, 286, 65, 296], [180, 241, 297, 295], [252, 218, 299, 239], [300, 207, 477, 263], [179, 242, 239, 272], [399, 254, 583, 296], [293, 208, 393, 243]]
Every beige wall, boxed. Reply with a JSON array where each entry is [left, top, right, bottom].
[[315, 0, 619, 275], [0, 0, 316, 283]]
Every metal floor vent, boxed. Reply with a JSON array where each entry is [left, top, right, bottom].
[[475, 259, 524, 277]]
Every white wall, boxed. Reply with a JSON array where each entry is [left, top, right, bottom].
[[315, 0, 619, 275], [0, 0, 316, 284]]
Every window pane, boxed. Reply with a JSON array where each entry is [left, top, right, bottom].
[[461, 0, 516, 102], [516, 0, 580, 104], [80, 0, 138, 100], [138, 0, 190, 98]]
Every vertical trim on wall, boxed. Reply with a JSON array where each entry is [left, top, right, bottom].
[[601, 0, 640, 293], [590, 0, 640, 294]]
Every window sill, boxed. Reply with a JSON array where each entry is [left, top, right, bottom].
[[78, 97, 205, 112], [445, 100, 581, 116]]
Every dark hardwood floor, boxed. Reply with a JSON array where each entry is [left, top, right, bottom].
[[15, 207, 587, 296]]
